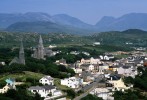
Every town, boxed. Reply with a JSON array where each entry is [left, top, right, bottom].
[[0, 34, 147, 100]]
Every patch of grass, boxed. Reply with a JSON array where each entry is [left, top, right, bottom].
[[114, 54, 129, 59], [0, 71, 44, 82]]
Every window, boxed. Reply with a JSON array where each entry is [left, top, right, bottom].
[[33, 90, 37, 92]]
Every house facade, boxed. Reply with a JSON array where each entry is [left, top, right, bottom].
[[39, 76, 54, 85], [28, 85, 56, 97], [61, 77, 83, 88]]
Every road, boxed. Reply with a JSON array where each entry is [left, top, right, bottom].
[[73, 74, 105, 100]]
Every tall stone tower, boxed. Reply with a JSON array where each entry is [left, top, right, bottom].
[[9, 40, 25, 65], [32, 35, 46, 60], [37, 35, 45, 59], [19, 41, 25, 65]]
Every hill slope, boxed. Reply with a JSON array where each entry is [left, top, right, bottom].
[[6, 21, 93, 35], [95, 13, 147, 31], [91, 29, 147, 46]]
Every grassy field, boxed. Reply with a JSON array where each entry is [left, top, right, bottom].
[[0, 71, 44, 82]]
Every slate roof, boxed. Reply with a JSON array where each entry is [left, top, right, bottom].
[[43, 76, 53, 80], [28, 86, 44, 90], [28, 85, 55, 91], [42, 85, 55, 90]]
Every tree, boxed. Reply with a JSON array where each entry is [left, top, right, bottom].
[[34, 92, 44, 100], [81, 94, 103, 100]]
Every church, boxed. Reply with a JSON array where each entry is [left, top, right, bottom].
[[31, 35, 46, 60], [9, 41, 25, 65]]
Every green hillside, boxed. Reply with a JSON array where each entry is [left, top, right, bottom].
[[0, 31, 94, 48], [91, 29, 147, 47]]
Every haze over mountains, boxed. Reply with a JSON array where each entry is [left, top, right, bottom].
[[1, 12, 147, 35]]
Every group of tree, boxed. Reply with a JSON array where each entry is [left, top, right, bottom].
[[113, 89, 147, 100], [0, 48, 75, 79], [123, 67, 147, 91], [0, 88, 43, 100]]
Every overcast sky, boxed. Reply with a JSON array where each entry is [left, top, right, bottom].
[[1, 0, 147, 25]]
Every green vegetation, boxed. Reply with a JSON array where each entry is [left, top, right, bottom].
[[121, 67, 147, 100], [0, 31, 94, 48], [91, 29, 147, 47], [113, 90, 147, 100], [54, 78, 71, 90], [81, 94, 103, 100], [123, 67, 147, 91], [0, 71, 44, 81], [0, 47, 75, 79], [0, 89, 44, 100], [1, 29, 147, 48]]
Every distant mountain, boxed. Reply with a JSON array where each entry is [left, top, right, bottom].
[[95, 16, 115, 28], [2, 12, 147, 34], [95, 13, 147, 31], [0, 12, 54, 28], [52, 14, 93, 29], [6, 21, 93, 35]]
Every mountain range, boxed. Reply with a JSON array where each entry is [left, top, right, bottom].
[[1, 12, 147, 35]]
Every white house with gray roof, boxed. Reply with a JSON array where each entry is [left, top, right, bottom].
[[28, 85, 56, 97], [39, 76, 54, 85]]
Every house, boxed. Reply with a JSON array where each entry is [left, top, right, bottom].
[[0, 62, 5, 66], [39, 76, 54, 85], [61, 77, 83, 88], [55, 58, 67, 66], [93, 42, 101, 45], [48, 45, 57, 49], [99, 64, 109, 71], [28, 85, 56, 97], [0, 84, 15, 94], [80, 71, 93, 82], [90, 88, 114, 100], [100, 55, 114, 61], [72, 68, 82, 74], [80, 57, 101, 64], [107, 75, 130, 91], [117, 66, 137, 78], [82, 52, 90, 56], [80, 63, 99, 72], [70, 51, 80, 55], [0, 78, 16, 94]]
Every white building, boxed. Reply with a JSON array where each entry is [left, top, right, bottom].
[[99, 55, 114, 61], [61, 77, 83, 88], [39, 76, 54, 85], [28, 85, 56, 97], [90, 88, 114, 100], [93, 42, 101, 45], [72, 68, 82, 74], [81, 57, 101, 64], [118, 67, 137, 78], [89, 64, 95, 71]]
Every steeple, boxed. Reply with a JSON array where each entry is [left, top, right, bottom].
[[32, 35, 46, 60], [39, 35, 43, 45], [38, 35, 45, 59], [19, 40, 24, 54], [19, 40, 25, 65]]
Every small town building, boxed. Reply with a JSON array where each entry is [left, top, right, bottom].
[[39, 76, 54, 85]]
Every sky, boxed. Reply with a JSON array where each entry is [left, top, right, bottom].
[[0, 0, 147, 25]]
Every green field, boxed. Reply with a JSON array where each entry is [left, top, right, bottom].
[[0, 71, 44, 82]]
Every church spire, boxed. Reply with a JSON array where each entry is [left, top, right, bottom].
[[19, 40, 25, 65], [39, 35, 43, 45], [19, 40, 24, 54]]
